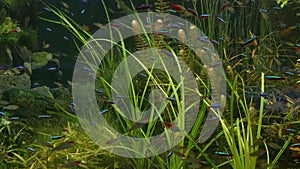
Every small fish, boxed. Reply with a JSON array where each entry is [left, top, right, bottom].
[[216, 16, 226, 24], [166, 150, 173, 158], [199, 14, 210, 18], [198, 36, 210, 43], [0, 112, 7, 116], [135, 5, 152, 10], [80, 25, 90, 31], [11, 27, 21, 33], [210, 103, 222, 108], [260, 93, 267, 97], [214, 151, 233, 157], [43, 7, 51, 12], [3, 105, 20, 110], [95, 89, 105, 94], [186, 8, 198, 17], [61, 161, 81, 168], [80, 9, 86, 14], [114, 95, 124, 99], [47, 67, 57, 71], [110, 22, 124, 29], [167, 97, 176, 101], [99, 109, 108, 115], [9, 117, 20, 121], [50, 135, 65, 140], [163, 122, 181, 132], [209, 61, 222, 68], [241, 35, 257, 47], [0, 100, 10, 105], [38, 115, 52, 119], [171, 4, 186, 12], [42, 141, 54, 148], [267, 142, 281, 149], [93, 23, 104, 28], [128, 118, 149, 131], [265, 76, 285, 80], [105, 100, 117, 104], [220, 1, 230, 11], [61, 2, 70, 9], [132, 136, 139, 141], [210, 39, 220, 45], [69, 102, 75, 112], [46, 28, 52, 31], [172, 149, 186, 158], [51, 141, 74, 152], [63, 36, 69, 40], [250, 149, 266, 156], [43, 43, 51, 49], [16, 65, 24, 70], [27, 147, 35, 152]]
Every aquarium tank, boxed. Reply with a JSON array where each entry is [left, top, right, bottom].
[[0, 0, 300, 168]]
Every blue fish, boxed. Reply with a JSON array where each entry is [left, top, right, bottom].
[[47, 67, 57, 71], [167, 97, 176, 101], [46, 27, 52, 31], [38, 115, 52, 118], [210, 103, 222, 108], [95, 89, 105, 94], [241, 35, 257, 47], [50, 135, 65, 140], [215, 151, 233, 156], [9, 117, 20, 121], [27, 147, 35, 152], [99, 109, 109, 115], [0, 112, 6, 116], [216, 16, 226, 24], [166, 150, 173, 158]]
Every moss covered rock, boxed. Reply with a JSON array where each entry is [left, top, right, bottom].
[[6, 88, 55, 117]]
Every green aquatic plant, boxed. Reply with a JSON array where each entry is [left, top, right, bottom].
[[38, 0, 300, 168], [277, 0, 289, 8]]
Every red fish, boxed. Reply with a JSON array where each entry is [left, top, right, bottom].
[[11, 27, 21, 33], [186, 8, 198, 17], [171, 4, 186, 12], [220, 1, 230, 11], [163, 122, 181, 132]]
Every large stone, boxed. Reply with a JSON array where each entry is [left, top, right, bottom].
[[0, 73, 31, 98], [5, 88, 55, 117], [31, 52, 53, 69], [31, 86, 54, 99]]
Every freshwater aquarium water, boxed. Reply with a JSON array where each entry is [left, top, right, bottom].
[[0, 0, 300, 168]]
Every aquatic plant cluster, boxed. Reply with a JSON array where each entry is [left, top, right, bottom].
[[0, 0, 300, 168]]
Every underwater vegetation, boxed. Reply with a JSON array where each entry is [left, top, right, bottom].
[[0, 0, 300, 168]]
